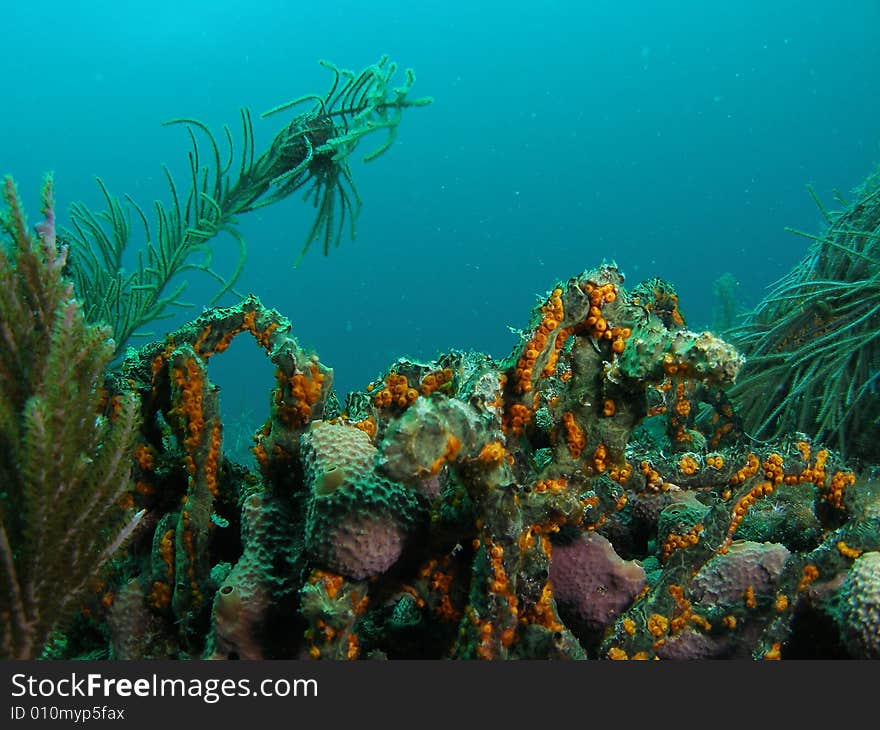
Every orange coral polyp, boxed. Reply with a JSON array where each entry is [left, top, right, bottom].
[[561, 412, 586, 458]]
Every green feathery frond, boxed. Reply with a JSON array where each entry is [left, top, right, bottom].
[[729, 166, 880, 460], [62, 56, 432, 355], [0, 175, 143, 659]]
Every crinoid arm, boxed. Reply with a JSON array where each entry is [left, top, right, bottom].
[[259, 56, 432, 263], [62, 57, 431, 355]]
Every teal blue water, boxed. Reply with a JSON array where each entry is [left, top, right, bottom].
[[3, 1, 878, 455]]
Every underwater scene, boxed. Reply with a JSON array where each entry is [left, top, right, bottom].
[[1, 1, 879, 660]]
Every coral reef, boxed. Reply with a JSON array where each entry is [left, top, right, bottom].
[[15, 252, 878, 661], [4, 156, 880, 659]]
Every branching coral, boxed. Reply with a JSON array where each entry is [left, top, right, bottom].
[[730, 168, 880, 460]]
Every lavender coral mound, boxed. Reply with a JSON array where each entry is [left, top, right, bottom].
[[304, 473, 420, 580], [837, 550, 880, 658], [550, 533, 646, 633], [690, 541, 790, 608], [302, 422, 421, 581], [324, 513, 408, 580]]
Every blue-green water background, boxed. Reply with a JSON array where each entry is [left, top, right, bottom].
[[3, 1, 879, 461]]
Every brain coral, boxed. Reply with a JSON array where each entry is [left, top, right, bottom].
[[838, 550, 880, 658], [690, 541, 790, 609], [322, 512, 408, 580], [301, 421, 377, 496], [304, 468, 421, 582]]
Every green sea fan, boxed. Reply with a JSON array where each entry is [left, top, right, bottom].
[[730, 167, 880, 461]]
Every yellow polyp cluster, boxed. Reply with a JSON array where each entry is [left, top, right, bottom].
[[180, 508, 201, 607], [668, 584, 711, 634], [797, 564, 819, 592], [673, 381, 691, 417], [487, 544, 517, 612], [678, 454, 699, 476], [837, 541, 863, 559], [400, 584, 427, 610], [662, 353, 693, 378], [147, 530, 174, 611], [542, 324, 575, 378], [661, 523, 703, 562], [610, 462, 633, 484], [134, 443, 155, 471], [706, 454, 724, 470], [420, 367, 454, 396], [100, 591, 115, 609], [744, 585, 757, 609], [775, 594, 789, 612], [533, 478, 568, 493], [252, 441, 269, 469], [515, 287, 564, 393], [309, 569, 344, 600], [351, 415, 377, 440], [647, 613, 669, 638], [430, 435, 462, 475], [610, 326, 631, 354], [481, 373, 506, 413], [478, 441, 509, 466], [634, 285, 685, 327], [372, 372, 418, 410], [418, 558, 462, 623], [193, 310, 280, 362], [147, 581, 171, 611], [720, 481, 775, 552], [562, 412, 587, 458], [708, 419, 735, 449], [581, 281, 617, 339], [156, 527, 174, 577], [825, 470, 855, 510], [241, 310, 279, 353], [762, 453, 785, 485], [171, 357, 205, 475], [811, 449, 829, 483], [729, 453, 760, 485], [764, 642, 782, 660], [607, 647, 629, 660], [722, 615, 737, 630], [796, 440, 811, 462], [477, 621, 495, 660], [640, 460, 668, 492], [116, 492, 135, 511], [523, 582, 563, 633], [192, 323, 214, 357], [592, 442, 608, 473], [204, 419, 222, 497], [602, 399, 616, 417], [276, 360, 325, 428], [346, 633, 359, 660], [151, 355, 165, 383], [622, 617, 637, 636]]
